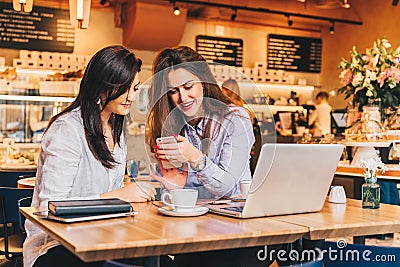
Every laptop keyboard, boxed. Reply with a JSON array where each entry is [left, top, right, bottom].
[[221, 206, 244, 212]]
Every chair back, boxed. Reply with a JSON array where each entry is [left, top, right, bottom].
[[18, 196, 33, 232], [0, 171, 36, 187], [322, 241, 400, 267], [0, 187, 34, 225]]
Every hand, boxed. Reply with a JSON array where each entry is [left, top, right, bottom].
[[101, 182, 156, 203], [156, 134, 202, 165], [150, 163, 188, 191]]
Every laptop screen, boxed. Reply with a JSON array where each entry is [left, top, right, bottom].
[[332, 113, 347, 127]]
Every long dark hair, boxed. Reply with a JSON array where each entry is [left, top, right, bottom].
[[146, 46, 233, 152], [47, 45, 142, 168]]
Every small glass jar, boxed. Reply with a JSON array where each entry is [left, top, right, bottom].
[[362, 105, 382, 135], [362, 176, 380, 209]]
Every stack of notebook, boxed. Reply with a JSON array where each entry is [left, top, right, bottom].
[[35, 198, 137, 223]]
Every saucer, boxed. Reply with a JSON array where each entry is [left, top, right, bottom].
[[158, 206, 209, 217]]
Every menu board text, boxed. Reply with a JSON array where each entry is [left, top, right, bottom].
[[196, 35, 243, 67], [267, 34, 321, 73], [0, 3, 74, 53]]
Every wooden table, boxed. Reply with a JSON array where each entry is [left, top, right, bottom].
[[20, 202, 308, 263], [272, 198, 400, 244], [17, 176, 36, 188]]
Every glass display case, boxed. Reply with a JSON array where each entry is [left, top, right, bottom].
[[0, 95, 74, 143], [0, 67, 77, 143]]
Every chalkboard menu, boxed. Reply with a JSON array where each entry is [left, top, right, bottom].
[[0, 3, 74, 53], [196, 35, 243, 67], [267, 34, 321, 73]]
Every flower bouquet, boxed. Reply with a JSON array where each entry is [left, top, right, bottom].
[[361, 157, 387, 209], [338, 38, 400, 115]]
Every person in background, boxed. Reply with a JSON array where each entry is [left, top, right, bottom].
[[308, 91, 332, 136], [24, 45, 156, 267], [221, 78, 262, 175]]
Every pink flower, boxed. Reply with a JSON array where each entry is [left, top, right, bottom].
[[391, 67, 400, 84], [395, 57, 400, 66], [378, 71, 388, 88], [340, 69, 353, 85]]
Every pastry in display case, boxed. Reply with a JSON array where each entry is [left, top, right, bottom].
[[0, 67, 76, 143], [0, 138, 39, 169]]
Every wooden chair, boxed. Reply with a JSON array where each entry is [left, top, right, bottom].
[[0, 187, 34, 262]]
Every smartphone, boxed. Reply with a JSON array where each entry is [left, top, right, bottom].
[[156, 136, 177, 144], [156, 136, 177, 169]]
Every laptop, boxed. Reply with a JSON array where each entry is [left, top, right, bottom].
[[208, 143, 343, 218]]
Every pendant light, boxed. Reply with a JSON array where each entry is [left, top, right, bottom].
[[13, 0, 33, 12], [69, 0, 91, 29]]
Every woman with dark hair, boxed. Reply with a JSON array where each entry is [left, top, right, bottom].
[[24, 45, 155, 267], [146, 46, 255, 199]]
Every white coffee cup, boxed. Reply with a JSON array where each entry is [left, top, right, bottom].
[[240, 180, 252, 198], [329, 185, 347, 204], [161, 189, 198, 213]]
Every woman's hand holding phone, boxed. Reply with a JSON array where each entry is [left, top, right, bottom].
[[156, 136, 179, 169], [156, 134, 202, 168]]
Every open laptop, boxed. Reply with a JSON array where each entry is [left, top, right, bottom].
[[208, 143, 343, 218]]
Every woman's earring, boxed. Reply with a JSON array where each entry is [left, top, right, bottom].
[[96, 98, 101, 105]]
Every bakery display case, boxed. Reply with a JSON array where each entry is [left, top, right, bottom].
[[0, 67, 76, 143]]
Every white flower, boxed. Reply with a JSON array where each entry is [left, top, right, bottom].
[[366, 90, 373, 97], [382, 39, 391, 49], [366, 69, 377, 81], [352, 72, 363, 87], [361, 157, 387, 179]]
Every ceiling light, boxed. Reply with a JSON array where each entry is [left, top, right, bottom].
[[297, 0, 306, 2], [13, 0, 33, 12], [173, 6, 180, 15], [172, 0, 362, 26], [69, 0, 91, 29], [342, 0, 350, 8], [230, 8, 237, 21], [329, 21, 335, 34], [286, 14, 293, 26]]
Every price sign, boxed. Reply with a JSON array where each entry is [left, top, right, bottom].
[[196, 35, 243, 67], [0, 3, 74, 53], [267, 34, 321, 73]]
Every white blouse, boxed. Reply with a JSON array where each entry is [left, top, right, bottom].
[[23, 108, 126, 267]]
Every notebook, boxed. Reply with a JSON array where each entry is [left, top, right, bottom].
[[34, 210, 138, 223], [48, 198, 132, 216], [37, 198, 137, 223], [208, 143, 344, 218]]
